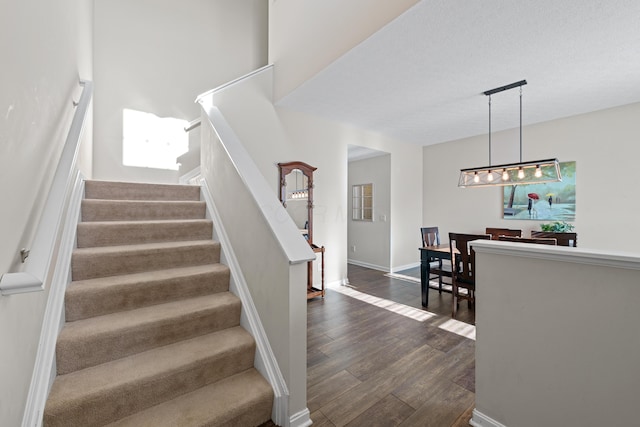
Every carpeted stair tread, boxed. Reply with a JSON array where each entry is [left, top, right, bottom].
[[105, 368, 273, 427], [77, 219, 213, 247], [81, 199, 206, 222], [85, 180, 201, 201], [57, 292, 241, 374], [45, 180, 274, 426], [65, 264, 230, 321], [44, 327, 256, 427], [72, 240, 221, 281]]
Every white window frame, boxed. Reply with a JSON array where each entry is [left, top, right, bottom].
[[352, 183, 373, 221]]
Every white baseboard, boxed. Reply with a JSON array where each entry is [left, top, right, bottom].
[[200, 180, 289, 426], [289, 408, 312, 427], [22, 173, 84, 427], [470, 409, 508, 427], [326, 278, 348, 289], [178, 166, 201, 184], [391, 262, 419, 272], [347, 259, 389, 272]]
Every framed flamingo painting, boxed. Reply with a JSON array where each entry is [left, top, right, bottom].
[[503, 161, 576, 221]]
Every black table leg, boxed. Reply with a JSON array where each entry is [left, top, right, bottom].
[[420, 251, 429, 307]]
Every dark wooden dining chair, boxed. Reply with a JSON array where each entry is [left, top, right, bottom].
[[498, 235, 557, 245], [531, 231, 577, 247], [420, 227, 451, 292], [485, 227, 522, 240], [449, 232, 491, 318]]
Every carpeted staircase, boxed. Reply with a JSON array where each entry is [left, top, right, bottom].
[[43, 180, 274, 427]]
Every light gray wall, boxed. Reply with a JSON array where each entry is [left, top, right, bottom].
[[93, 0, 267, 183], [423, 102, 640, 252], [0, 0, 93, 424], [348, 154, 391, 270], [474, 241, 640, 427]]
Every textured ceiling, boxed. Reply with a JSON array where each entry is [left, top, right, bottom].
[[278, 0, 640, 147]]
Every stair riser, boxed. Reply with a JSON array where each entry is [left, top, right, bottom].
[[81, 200, 206, 222], [65, 268, 230, 322], [77, 220, 213, 248], [85, 180, 201, 201], [44, 340, 256, 427], [72, 243, 221, 281], [57, 299, 242, 374]]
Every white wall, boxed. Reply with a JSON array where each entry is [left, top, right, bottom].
[[0, 0, 93, 424], [348, 155, 391, 271], [423, 102, 640, 252], [268, 0, 419, 101], [473, 241, 640, 427], [93, 0, 267, 183]]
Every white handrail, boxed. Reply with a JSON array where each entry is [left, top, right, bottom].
[[184, 118, 201, 132], [195, 64, 273, 103], [200, 104, 314, 265], [0, 80, 93, 296]]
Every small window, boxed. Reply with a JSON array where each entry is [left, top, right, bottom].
[[352, 183, 373, 221], [122, 109, 189, 171]]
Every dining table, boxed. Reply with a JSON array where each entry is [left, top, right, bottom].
[[418, 244, 456, 307]]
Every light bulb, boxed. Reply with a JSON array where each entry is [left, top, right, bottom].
[[535, 165, 542, 178], [473, 172, 479, 183], [518, 167, 525, 179], [487, 171, 493, 182], [502, 169, 509, 181]]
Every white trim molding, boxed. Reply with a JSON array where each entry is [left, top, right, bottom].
[[22, 173, 85, 427], [289, 408, 312, 427], [0, 272, 43, 295], [391, 262, 419, 273], [470, 409, 508, 427], [178, 166, 201, 184], [347, 259, 389, 272], [472, 239, 640, 271]]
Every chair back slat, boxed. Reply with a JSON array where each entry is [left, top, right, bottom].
[[449, 233, 491, 284], [531, 231, 577, 247], [421, 227, 440, 247], [498, 235, 557, 245], [485, 227, 522, 240]]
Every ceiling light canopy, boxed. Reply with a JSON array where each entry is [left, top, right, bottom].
[[458, 80, 562, 188]]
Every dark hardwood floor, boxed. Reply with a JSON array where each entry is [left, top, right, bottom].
[[306, 264, 475, 426]]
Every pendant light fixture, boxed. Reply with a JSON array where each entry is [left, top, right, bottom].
[[458, 80, 562, 188]]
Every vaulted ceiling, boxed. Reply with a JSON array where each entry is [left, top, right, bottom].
[[278, 0, 640, 148]]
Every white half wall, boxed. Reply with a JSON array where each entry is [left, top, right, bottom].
[[348, 154, 391, 270], [92, 0, 267, 183], [423, 102, 640, 252], [473, 240, 640, 427]]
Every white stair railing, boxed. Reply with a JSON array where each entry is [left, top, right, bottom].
[[0, 80, 93, 296]]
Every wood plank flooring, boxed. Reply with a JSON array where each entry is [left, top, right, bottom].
[[307, 264, 475, 426]]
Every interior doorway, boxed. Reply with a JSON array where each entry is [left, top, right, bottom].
[[347, 145, 391, 272]]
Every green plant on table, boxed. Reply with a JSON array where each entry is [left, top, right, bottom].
[[540, 221, 574, 232]]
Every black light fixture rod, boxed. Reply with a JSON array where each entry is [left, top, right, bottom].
[[488, 95, 491, 165], [519, 86, 523, 162], [483, 79, 527, 96]]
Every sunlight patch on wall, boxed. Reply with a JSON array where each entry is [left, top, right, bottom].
[[122, 109, 188, 170]]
